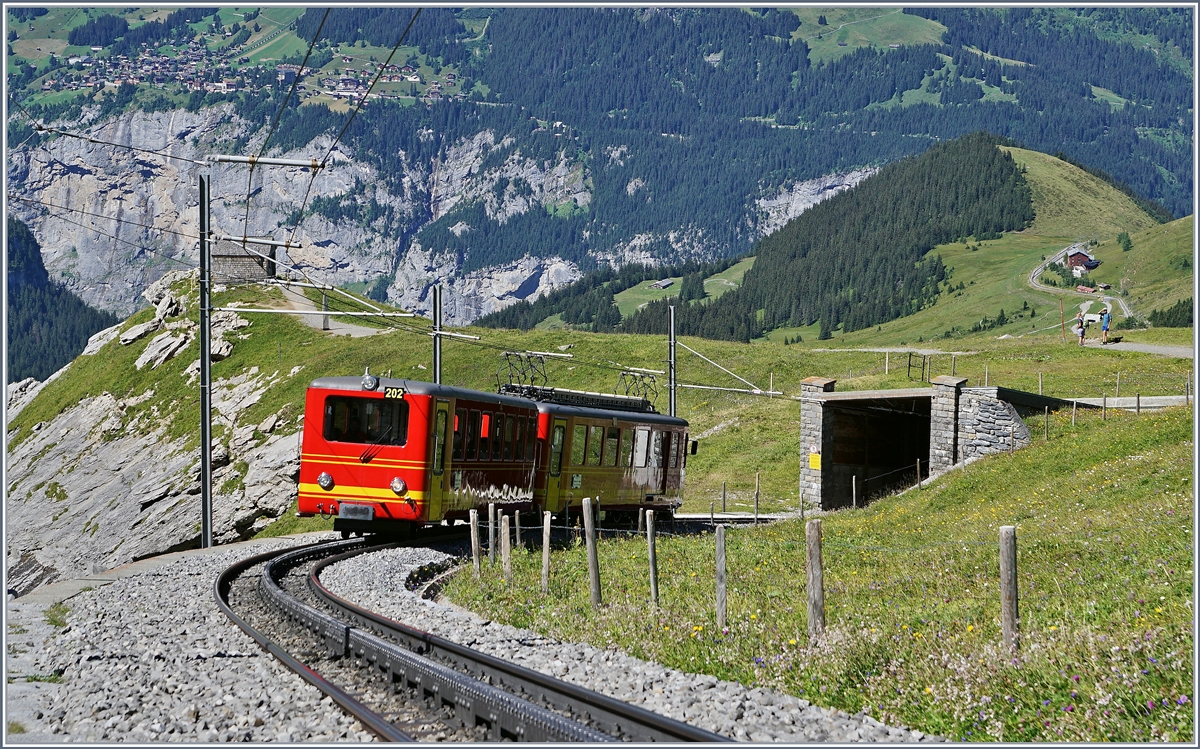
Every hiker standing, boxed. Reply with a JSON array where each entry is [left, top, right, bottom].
[[1101, 307, 1111, 344], [1075, 311, 1086, 346]]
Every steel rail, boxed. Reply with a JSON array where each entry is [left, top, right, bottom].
[[213, 542, 414, 742], [263, 541, 611, 742], [309, 545, 733, 742]]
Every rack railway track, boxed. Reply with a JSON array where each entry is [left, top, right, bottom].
[[216, 534, 729, 742]]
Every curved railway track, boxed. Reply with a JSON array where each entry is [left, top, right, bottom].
[[216, 535, 729, 742]]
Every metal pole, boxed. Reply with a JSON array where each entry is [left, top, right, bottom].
[[668, 305, 677, 417], [432, 285, 442, 385], [199, 174, 213, 549], [321, 292, 329, 330], [852, 475, 857, 509], [885, 352, 889, 375], [715, 525, 726, 629]]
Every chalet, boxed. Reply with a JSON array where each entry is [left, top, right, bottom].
[[1066, 249, 1101, 271], [1076, 285, 1096, 294], [277, 68, 296, 84], [649, 279, 674, 290]]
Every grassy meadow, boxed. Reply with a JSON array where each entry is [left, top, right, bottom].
[[443, 405, 1194, 742]]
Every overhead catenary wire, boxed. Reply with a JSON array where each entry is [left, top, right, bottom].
[[238, 8, 331, 250], [8, 194, 199, 240], [284, 8, 423, 250]]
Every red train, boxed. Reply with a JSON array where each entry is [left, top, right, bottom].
[[297, 373, 693, 535]]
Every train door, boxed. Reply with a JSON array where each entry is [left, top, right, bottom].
[[427, 400, 451, 521], [544, 418, 567, 512]]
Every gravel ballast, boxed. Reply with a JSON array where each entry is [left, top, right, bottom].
[[6, 534, 377, 743], [321, 545, 944, 743]]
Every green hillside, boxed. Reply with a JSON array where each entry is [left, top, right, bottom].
[[445, 404, 1194, 742], [796, 147, 1181, 348], [1089, 216, 1194, 314], [11, 276, 1191, 528]]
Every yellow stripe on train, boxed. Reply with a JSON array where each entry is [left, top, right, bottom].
[[298, 483, 428, 502]]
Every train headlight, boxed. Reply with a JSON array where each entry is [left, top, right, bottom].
[[390, 477, 407, 495], [361, 374, 379, 391], [317, 472, 335, 490]]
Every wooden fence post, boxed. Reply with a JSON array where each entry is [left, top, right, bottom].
[[907, 352, 912, 380], [951, 354, 956, 376], [1115, 371, 1121, 399], [1102, 394, 1107, 421], [710, 502, 715, 526], [1039, 371, 1043, 395], [885, 351, 890, 375], [715, 525, 727, 629], [514, 510, 521, 550], [1072, 400, 1077, 426], [582, 498, 601, 607], [721, 481, 727, 513], [647, 510, 659, 606], [488, 502, 496, 565], [985, 364, 989, 387], [1009, 423, 1014, 454], [637, 506, 644, 534], [501, 514, 512, 582], [469, 508, 481, 578], [999, 525, 1019, 652], [541, 511, 551, 595], [916, 458, 921, 490], [852, 475, 857, 509], [1136, 392, 1141, 414], [806, 519, 824, 641]]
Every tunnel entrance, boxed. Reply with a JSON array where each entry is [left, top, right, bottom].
[[827, 396, 930, 509]]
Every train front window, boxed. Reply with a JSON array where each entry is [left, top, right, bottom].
[[526, 417, 538, 460], [452, 409, 465, 460], [571, 424, 587, 465], [603, 427, 619, 467], [587, 425, 603, 466], [323, 396, 408, 445], [669, 432, 679, 468], [466, 410, 480, 460]]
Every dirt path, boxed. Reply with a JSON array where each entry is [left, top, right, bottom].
[[279, 284, 390, 338]]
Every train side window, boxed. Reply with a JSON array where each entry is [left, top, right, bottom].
[[503, 416, 515, 460], [634, 428, 650, 467], [587, 425, 603, 466], [479, 412, 491, 460], [603, 427, 619, 467], [466, 410, 480, 460], [491, 413, 504, 460], [649, 430, 663, 468], [514, 416, 525, 462], [432, 409, 448, 475], [571, 424, 587, 466], [550, 425, 565, 476], [669, 432, 679, 469], [620, 428, 634, 467], [526, 417, 538, 460], [452, 409, 466, 460]]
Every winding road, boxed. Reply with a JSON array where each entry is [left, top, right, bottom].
[[1028, 243, 1132, 318]]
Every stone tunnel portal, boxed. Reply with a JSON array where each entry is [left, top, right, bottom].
[[826, 395, 931, 509]]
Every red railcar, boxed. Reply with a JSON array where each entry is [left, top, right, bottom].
[[297, 376, 690, 535]]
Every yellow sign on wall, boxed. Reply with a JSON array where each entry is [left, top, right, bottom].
[[809, 452, 821, 470]]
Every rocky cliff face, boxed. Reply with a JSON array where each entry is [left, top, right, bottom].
[[4, 273, 300, 597], [754, 168, 878, 238]]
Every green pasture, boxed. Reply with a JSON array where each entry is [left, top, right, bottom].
[[444, 405, 1194, 742], [789, 8, 946, 64], [1089, 216, 1194, 314], [614, 278, 683, 318]]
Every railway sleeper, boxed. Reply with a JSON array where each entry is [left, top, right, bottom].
[[348, 629, 611, 742]]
